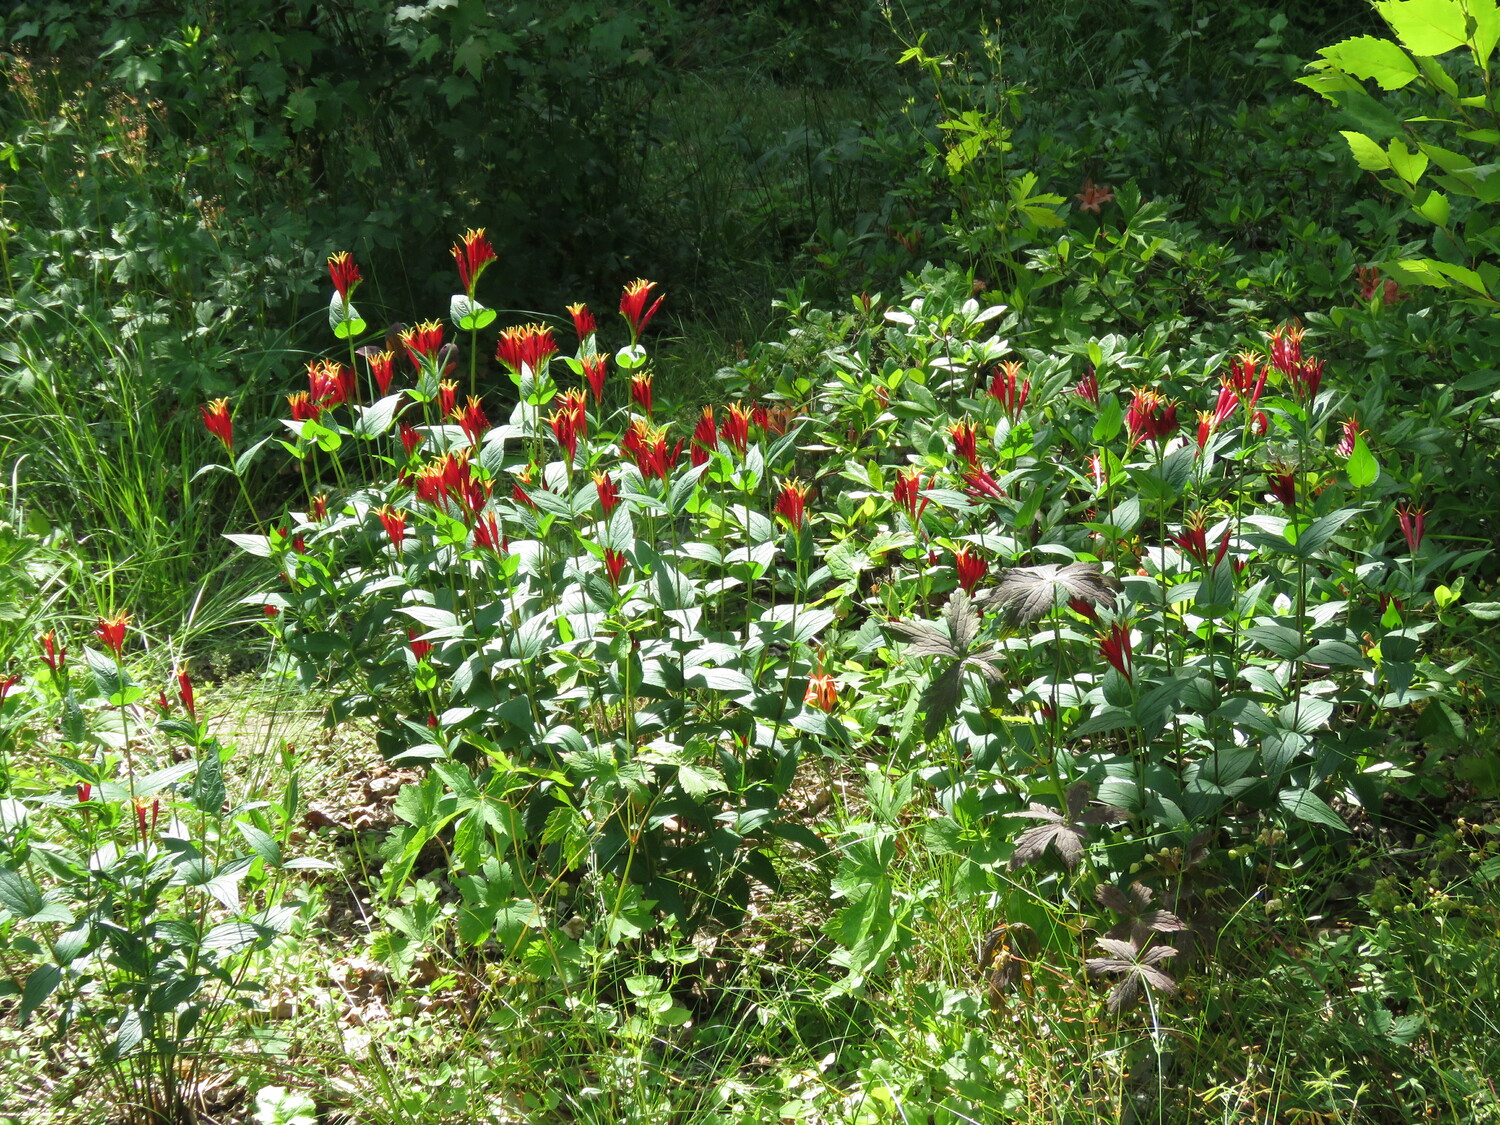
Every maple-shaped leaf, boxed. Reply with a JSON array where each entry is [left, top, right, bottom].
[[1095, 881, 1187, 943], [1005, 781, 1126, 871], [887, 591, 1006, 739], [1085, 934, 1178, 1014], [979, 562, 1118, 625]]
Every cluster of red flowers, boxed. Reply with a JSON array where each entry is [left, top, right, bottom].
[[893, 468, 931, 525], [1171, 510, 1231, 570], [496, 322, 558, 376], [621, 419, 682, 480], [1268, 323, 1325, 404], [452, 228, 496, 298], [549, 389, 588, 464], [400, 321, 446, 373], [414, 450, 491, 517], [987, 361, 1030, 421], [620, 278, 664, 343], [775, 479, 810, 530], [1125, 386, 1179, 445]]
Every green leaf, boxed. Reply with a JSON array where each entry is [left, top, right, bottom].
[[450, 294, 496, 331], [19, 964, 61, 1022], [1346, 434, 1379, 487], [1414, 187, 1451, 225], [1374, 0, 1468, 56], [0, 870, 73, 924], [1340, 129, 1391, 171], [234, 821, 284, 869], [202, 921, 267, 951], [1278, 788, 1349, 831], [1386, 138, 1429, 183], [1319, 34, 1420, 88]]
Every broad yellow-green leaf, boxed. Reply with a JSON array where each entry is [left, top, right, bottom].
[[1469, 0, 1500, 67], [1415, 53, 1460, 95], [1318, 35, 1420, 88], [1387, 138, 1430, 183], [1414, 187, 1451, 224], [1341, 130, 1391, 170], [1430, 259, 1491, 294], [1346, 435, 1379, 488], [1375, 0, 1468, 56], [1296, 68, 1365, 99]]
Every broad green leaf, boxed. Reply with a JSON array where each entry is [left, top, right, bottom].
[[1386, 138, 1429, 183], [1346, 435, 1379, 487], [1278, 788, 1349, 831], [1340, 129, 1390, 171], [1320, 35, 1420, 88], [1375, 0, 1468, 55], [1413, 188, 1451, 225], [19, 964, 61, 1022]]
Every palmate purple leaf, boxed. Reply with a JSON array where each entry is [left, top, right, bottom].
[[1086, 936, 1179, 1015], [1096, 881, 1187, 942], [889, 591, 1006, 740], [1006, 782, 1125, 872], [979, 562, 1119, 625]]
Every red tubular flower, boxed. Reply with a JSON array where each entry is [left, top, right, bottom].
[[512, 465, 538, 510], [376, 506, 407, 556], [775, 478, 810, 530], [1212, 378, 1238, 426], [987, 361, 1030, 421], [287, 391, 322, 423], [438, 379, 459, 422], [690, 405, 716, 466], [720, 402, 751, 455], [366, 349, 396, 397], [401, 320, 446, 372], [567, 302, 596, 342], [399, 423, 424, 462], [134, 796, 160, 840], [201, 398, 233, 453], [457, 396, 490, 446], [308, 359, 354, 408], [1252, 410, 1269, 436], [593, 471, 619, 514], [1397, 503, 1427, 554], [603, 548, 628, 586], [1195, 410, 1215, 452], [473, 511, 507, 555], [549, 391, 588, 464], [1269, 323, 1325, 403], [1098, 621, 1133, 680], [804, 662, 837, 712], [1336, 415, 1365, 460], [1075, 366, 1100, 405], [893, 468, 931, 523], [0, 674, 17, 710], [582, 353, 608, 401], [1172, 511, 1229, 569], [76, 783, 91, 803], [950, 419, 979, 465], [327, 251, 361, 300], [309, 494, 329, 522], [1229, 351, 1267, 411], [264, 604, 280, 618], [1069, 597, 1100, 622], [408, 628, 434, 661], [495, 322, 558, 376], [620, 278, 664, 343], [1126, 387, 1179, 444], [176, 665, 196, 717], [96, 611, 130, 656], [630, 373, 653, 417], [954, 545, 987, 592], [963, 465, 1006, 501], [1267, 462, 1297, 510], [40, 630, 66, 673], [452, 228, 496, 297]]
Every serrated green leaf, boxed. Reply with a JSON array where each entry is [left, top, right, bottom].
[[1320, 34, 1420, 88], [1374, 0, 1468, 56], [1341, 129, 1391, 171]]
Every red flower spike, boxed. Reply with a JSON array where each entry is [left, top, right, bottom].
[[473, 512, 506, 555], [1126, 386, 1179, 445], [1269, 323, 1324, 403], [366, 349, 396, 397], [582, 353, 608, 401], [1336, 415, 1364, 460], [399, 423, 424, 461], [96, 611, 130, 656], [720, 402, 752, 455], [408, 628, 434, 661], [893, 468, 931, 523], [201, 398, 233, 453], [987, 361, 1031, 421], [376, 506, 407, 556], [1267, 462, 1297, 510], [950, 419, 980, 465], [549, 396, 586, 464], [954, 545, 987, 592], [603, 548, 628, 586], [287, 390, 322, 423], [1098, 621, 1133, 680], [1397, 503, 1427, 555], [40, 630, 66, 673], [1229, 351, 1267, 411], [1195, 410, 1216, 452], [620, 278, 664, 343], [567, 302, 595, 342], [452, 228, 496, 297], [963, 465, 1006, 501], [1252, 410, 1269, 436], [1172, 511, 1214, 568], [1075, 367, 1100, 405], [804, 662, 837, 712], [1069, 597, 1099, 623], [176, 665, 196, 718], [438, 379, 459, 422], [264, 604, 279, 618], [593, 471, 619, 515], [76, 783, 91, 803], [690, 405, 716, 467], [775, 479, 811, 530], [630, 373, 653, 417], [1213, 379, 1238, 426], [457, 396, 490, 446], [399, 320, 445, 373], [327, 251, 361, 300], [0, 674, 17, 711], [495, 322, 558, 376]]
